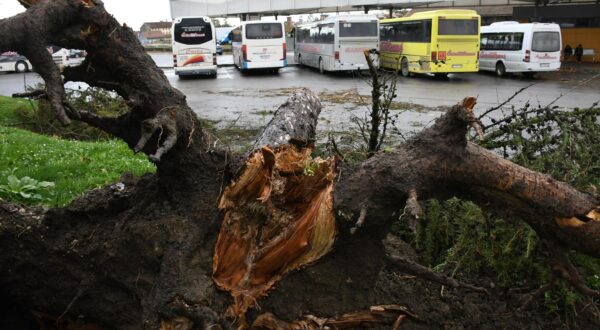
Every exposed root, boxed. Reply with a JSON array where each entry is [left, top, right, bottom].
[[134, 107, 179, 162], [12, 89, 47, 99], [159, 296, 227, 330], [518, 242, 600, 313], [549, 245, 600, 299], [383, 235, 489, 295], [401, 189, 422, 234], [350, 203, 368, 234], [251, 304, 417, 330], [518, 278, 557, 312], [460, 97, 484, 139]]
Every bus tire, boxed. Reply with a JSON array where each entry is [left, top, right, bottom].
[[15, 61, 28, 73], [434, 73, 448, 79], [495, 62, 506, 77], [400, 57, 410, 77], [318, 58, 324, 74]]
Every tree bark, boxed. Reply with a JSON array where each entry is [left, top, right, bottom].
[[1, 1, 599, 329]]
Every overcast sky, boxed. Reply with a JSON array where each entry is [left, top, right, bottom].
[[0, 0, 172, 30]]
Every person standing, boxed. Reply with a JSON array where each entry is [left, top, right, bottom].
[[563, 44, 572, 61], [575, 44, 583, 62]]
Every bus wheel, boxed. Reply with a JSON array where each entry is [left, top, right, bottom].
[[495, 62, 506, 77], [15, 61, 28, 73], [400, 57, 410, 77], [434, 73, 448, 79], [319, 58, 324, 74]]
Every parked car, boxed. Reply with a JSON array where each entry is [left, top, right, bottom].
[[216, 43, 223, 55], [0, 51, 32, 73]]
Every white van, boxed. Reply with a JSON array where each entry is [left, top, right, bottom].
[[480, 21, 561, 77], [47, 46, 69, 70], [232, 21, 286, 72], [172, 16, 217, 77]]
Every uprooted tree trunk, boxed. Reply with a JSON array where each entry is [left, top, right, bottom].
[[1, 1, 599, 329]]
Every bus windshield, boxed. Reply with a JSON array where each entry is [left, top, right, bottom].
[[174, 18, 212, 45], [532, 32, 560, 52], [339, 21, 378, 38], [438, 19, 478, 35], [246, 23, 283, 39]]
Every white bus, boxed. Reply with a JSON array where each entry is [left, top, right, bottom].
[[294, 15, 379, 73], [172, 16, 217, 77], [232, 21, 286, 72], [0, 52, 31, 73], [480, 22, 561, 77]]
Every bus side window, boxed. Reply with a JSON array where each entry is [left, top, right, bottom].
[[424, 20, 432, 42], [481, 34, 489, 50], [320, 24, 334, 44], [382, 24, 394, 42]]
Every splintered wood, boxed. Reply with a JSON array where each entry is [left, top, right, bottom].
[[251, 304, 415, 330], [214, 144, 337, 321]]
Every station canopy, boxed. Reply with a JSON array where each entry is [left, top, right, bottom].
[[169, 0, 597, 18], [170, 0, 443, 18]]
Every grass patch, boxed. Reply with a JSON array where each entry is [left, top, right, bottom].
[[318, 89, 430, 112], [0, 96, 155, 207], [0, 126, 155, 207], [0, 95, 35, 126], [202, 119, 260, 153]]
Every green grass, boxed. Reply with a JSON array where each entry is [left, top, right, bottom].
[[0, 95, 35, 126], [0, 97, 155, 207]]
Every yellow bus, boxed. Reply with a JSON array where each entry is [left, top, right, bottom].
[[380, 10, 480, 77]]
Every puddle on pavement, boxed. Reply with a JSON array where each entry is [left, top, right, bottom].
[[195, 87, 445, 153]]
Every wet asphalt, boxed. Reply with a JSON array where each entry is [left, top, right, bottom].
[[1, 53, 599, 136]]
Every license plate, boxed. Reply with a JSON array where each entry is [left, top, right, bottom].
[[540, 63, 549, 67], [260, 55, 270, 59], [452, 64, 462, 68]]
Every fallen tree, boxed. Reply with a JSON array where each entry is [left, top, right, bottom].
[[1, 1, 599, 329]]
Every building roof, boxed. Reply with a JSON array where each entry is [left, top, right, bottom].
[[142, 31, 170, 40], [141, 21, 172, 30]]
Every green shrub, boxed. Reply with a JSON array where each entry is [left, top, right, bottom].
[[398, 102, 600, 319]]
